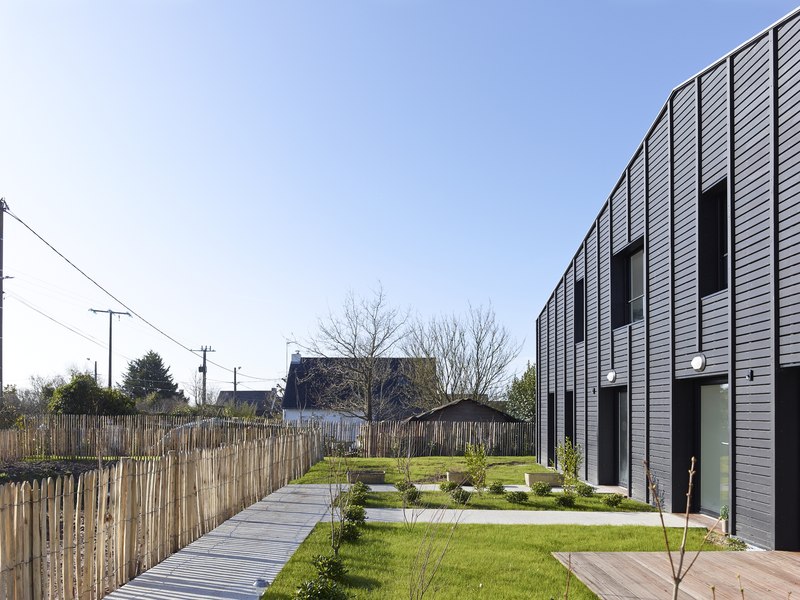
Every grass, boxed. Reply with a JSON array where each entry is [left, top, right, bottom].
[[262, 522, 719, 599], [363, 491, 656, 512], [290, 456, 548, 485]]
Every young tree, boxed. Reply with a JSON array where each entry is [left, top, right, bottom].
[[506, 362, 536, 422], [49, 374, 135, 415], [121, 350, 181, 400], [301, 283, 409, 421], [405, 304, 521, 409]]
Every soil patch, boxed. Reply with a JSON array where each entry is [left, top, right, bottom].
[[0, 459, 117, 486]]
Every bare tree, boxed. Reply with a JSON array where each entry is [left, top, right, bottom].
[[405, 303, 521, 409], [300, 284, 409, 421]]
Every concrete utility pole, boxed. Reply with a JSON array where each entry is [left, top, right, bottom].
[[89, 308, 131, 388], [191, 346, 215, 404]]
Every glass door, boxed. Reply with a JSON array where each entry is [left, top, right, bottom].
[[700, 383, 730, 515], [618, 390, 628, 486]]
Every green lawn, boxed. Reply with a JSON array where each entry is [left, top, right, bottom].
[[262, 523, 719, 599], [291, 456, 548, 485], [363, 491, 656, 512]]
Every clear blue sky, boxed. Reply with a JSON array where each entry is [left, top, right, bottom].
[[1, 0, 797, 400]]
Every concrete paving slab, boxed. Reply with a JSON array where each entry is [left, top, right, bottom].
[[365, 507, 702, 527], [106, 485, 333, 600]]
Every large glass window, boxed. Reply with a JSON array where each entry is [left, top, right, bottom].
[[628, 249, 644, 323], [699, 179, 728, 296], [700, 383, 730, 516]]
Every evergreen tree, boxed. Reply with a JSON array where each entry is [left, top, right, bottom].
[[121, 351, 180, 400], [506, 362, 536, 422]]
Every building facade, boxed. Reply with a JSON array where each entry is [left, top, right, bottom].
[[536, 9, 800, 550]]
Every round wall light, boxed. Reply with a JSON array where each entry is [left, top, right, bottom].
[[606, 370, 617, 383], [691, 354, 707, 372]]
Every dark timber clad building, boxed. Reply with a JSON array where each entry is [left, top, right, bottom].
[[536, 9, 800, 550]]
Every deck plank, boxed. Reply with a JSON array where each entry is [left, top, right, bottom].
[[553, 551, 800, 599]]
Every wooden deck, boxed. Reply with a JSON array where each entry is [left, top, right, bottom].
[[553, 551, 800, 599]]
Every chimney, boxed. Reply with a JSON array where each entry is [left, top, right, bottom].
[[291, 351, 302, 365]]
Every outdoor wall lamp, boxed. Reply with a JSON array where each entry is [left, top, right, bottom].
[[691, 354, 706, 372], [745, 369, 754, 381], [606, 370, 617, 383]]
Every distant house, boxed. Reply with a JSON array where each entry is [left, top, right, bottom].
[[215, 389, 278, 416], [406, 398, 519, 423], [282, 353, 432, 423]]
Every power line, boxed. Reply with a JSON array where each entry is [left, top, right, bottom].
[[4, 206, 277, 379], [8, 292, 107, 348]]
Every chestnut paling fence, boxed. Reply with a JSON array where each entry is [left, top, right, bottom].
[[0, 416, 534, 462], [0, 432, 324, 600]]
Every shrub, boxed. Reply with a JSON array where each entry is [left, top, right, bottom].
[[335, 521, 361, 543], [602, 493, 623, 508], [575, 482, 595, 497], [311, 554, 348, 581], [344, 505, 366, 526], [351, 481, 371, 494], [505, 491, 528, 504], [395, 480, 415, 493], [554, 492, 576, 508], [402, 487, 421, 504], [439, 481, 459, 493], [295, 576, 348, 600], [346, 487, 367, 507], [450, 487, 471, 505], [556, 437, 582, 492], [464, 443, 487, 491], [531, 482, 552, 496], [488, 481, 505, 495]]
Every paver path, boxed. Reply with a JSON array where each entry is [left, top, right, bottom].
[[106, 483, 705, 599], [106, 485, 332, 600]]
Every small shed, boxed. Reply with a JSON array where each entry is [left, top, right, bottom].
[[406, 398, 519, 423]]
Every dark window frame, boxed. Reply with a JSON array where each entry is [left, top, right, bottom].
[[574, 279, 585, 343], [611, 239, 645, 328], [699, 178, 728, 297]]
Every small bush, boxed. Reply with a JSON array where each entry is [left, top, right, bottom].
[[402, 487, 421, 504], [450, 487, 471, 505], [351, 481, 370, 493], [336, 521, 361, 543], [505, 491, 528, 504], [394, 480, 415, 493], [439, 481, 459, 493], [488, 481, 505, 495], [554, 492, 576, 508], [531, 482, 552, 497], [343, 505, 366, 526], [575, 482, 595, 497], [602, 493, 623, 508], [346, 488, 367, 507], [295, 576, 348, 600], [311, 554, 348, 581]]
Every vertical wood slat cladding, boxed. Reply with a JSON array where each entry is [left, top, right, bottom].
[[630, 322, 647, 500], [700, 291, 729, 371], [556, 281, 565, 448], [732, 35, 773, 548], [599, 208, 612, 378], [566, 268, 575, 392], [630, 151, 647, 240], [672, 84, 700, 379], [779, 17, 800, 364], [585, 227, 599, 481], [702, 64, 729, 189], [536, 8, 800, 551], [646, 110, 673, 503]]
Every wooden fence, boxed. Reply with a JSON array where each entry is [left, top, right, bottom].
[[0, 431, 323, 600], [314, 420, 536, 457], [0, 415, 299, 462]]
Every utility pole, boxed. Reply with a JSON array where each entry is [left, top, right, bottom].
[[0, 198, 5, 403], [191, 346, 215, 405], [89, 308, 131, 388], [233, 366, 241, 403]]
